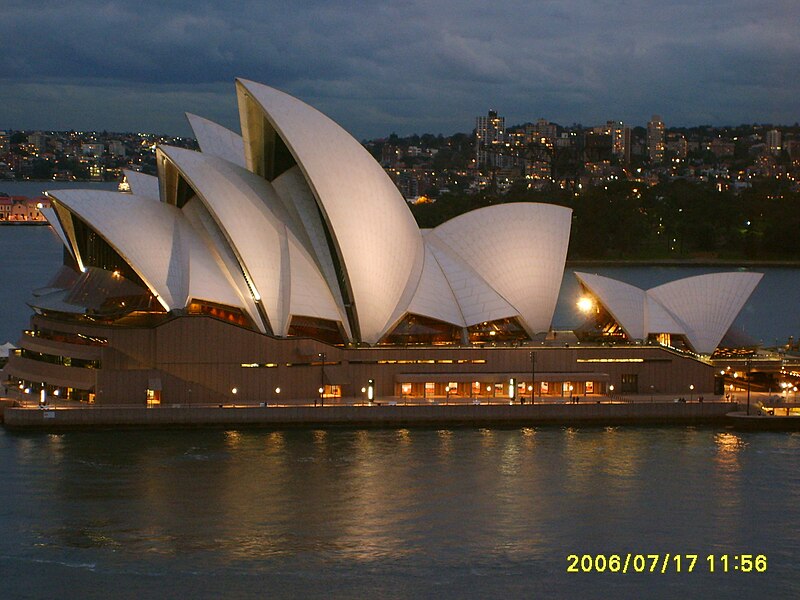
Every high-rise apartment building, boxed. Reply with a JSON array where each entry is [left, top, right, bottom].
[[475, 110, 504, 168], [647, 115, 665, 163], [766, 129, 782, 156], [609, 120, 631, 164]]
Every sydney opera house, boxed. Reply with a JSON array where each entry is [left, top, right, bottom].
[[2, 80, 761, 405]]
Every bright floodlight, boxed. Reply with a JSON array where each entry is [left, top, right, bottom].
[[577, 297, 594, 313]]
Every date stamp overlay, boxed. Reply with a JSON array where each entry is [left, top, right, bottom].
[[566, 553, 767, 574]]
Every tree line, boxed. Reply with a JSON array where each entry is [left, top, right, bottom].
[[410, 179, 800, 260]]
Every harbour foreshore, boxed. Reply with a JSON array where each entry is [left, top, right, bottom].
[[2, 398, 738, 430]]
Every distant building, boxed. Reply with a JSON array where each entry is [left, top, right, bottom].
[[475, 110, 504, 168], [766, 129, 782, 156], [647, 115, 665, 163], [583, 130, 613, 163], [709, 138, 735, 158], [81, 143, 105, 157], [609, 121, 631, 164], [666, 133, 687, 159], [5, 196, 49, 221], [108, 140, 126, 157], [27, 132, 48, 152], [525, 119, 557, 148]]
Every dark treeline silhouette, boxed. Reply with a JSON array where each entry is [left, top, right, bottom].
[[410, 179, 800, 260]]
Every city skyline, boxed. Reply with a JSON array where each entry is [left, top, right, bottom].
[[2, 0, 798, 139]]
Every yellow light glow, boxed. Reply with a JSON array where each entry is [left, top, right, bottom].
[[577, 297, 594, 313]]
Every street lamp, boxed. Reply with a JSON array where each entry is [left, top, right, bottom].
[[689, 384, 694, 402], [318, 352, 326, 406], [746, 358, 752, 415], [529, 351, 536, 404]]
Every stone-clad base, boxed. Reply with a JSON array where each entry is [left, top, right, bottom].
[[3, 401, 736, 430]]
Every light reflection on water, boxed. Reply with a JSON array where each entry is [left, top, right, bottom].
[[1, 427, 800, 599]]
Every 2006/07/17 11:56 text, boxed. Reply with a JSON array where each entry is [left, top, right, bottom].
[[567, 553, 767, 574]]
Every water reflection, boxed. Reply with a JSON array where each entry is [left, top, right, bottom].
[[2, 426, 798, 598]]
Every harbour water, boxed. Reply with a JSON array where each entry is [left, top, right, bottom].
[[1, 426, 798, 599]]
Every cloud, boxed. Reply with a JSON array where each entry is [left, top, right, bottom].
[[2, 0, 798, 137]]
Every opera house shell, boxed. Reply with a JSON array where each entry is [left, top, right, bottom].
[[575, 271, 763, 355], [1, 80, 740, 405], [40, 80, 571, 346]]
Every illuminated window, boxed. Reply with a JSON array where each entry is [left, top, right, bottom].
[[401, 383, 412, 395], [585, 381, 594, 394], [322, 385, 341, 399], [425, 382, 435, 396], [472, 381, 481, 395], [146, 389, 161, 406]]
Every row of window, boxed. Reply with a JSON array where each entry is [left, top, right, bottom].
[[18, 348, 100, 369]]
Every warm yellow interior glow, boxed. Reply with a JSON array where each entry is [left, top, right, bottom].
[[577, 296, 594, 313]]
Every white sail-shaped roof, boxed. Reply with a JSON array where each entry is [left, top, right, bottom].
[[186, 113, 246, 168], [44, 189, 247, 317], [122, 169, 159, 200], [158, 145, 347, 338], [35, 79, 580, 348], [575, 271, 763, 354], [235, 79, 424, 343], [430, 203, 572, 334], [425, 233, 517, 327], [574, 271, 647, 340], [644, 295, 683, 335], [40, 205, 75, 260], [649, 272, 763, 354], [271, 166, 348, 325], [404, 241, 466, 327]]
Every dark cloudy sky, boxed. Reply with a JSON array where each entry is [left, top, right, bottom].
[[2, 0, 798, 139]]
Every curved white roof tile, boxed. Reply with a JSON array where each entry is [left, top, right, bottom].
[[430, 203, 572, 334], [186, 113, 246, 168], [44, 189, 244, 315], [272, 165, 348, 325], [158, 145, 348, 338], [574, 272, 647, 340], [644, 295, 683, 335], [122, 169, 160, 200], [179, 197, 265, 330], [236, 79, 424, 344], [40, 205, 75, 260], [158, 146, 286, 332], [648, 272, 763, 354], [425, 233, 517, 327], [285, 235, 347, 334], [405, 241, 466, 327]]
